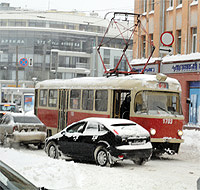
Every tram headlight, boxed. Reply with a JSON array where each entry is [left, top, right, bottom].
[[150, 128, 156, 136], [178, 130, 183, 137]]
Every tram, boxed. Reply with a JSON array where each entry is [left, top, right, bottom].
[[34, 73, 184, 155]]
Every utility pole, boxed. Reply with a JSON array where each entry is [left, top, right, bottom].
[[16, 45, 18, 88]]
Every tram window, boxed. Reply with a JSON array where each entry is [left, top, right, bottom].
[[135, 92, 147, 113], [95, 90, 108, 112], [39, 89, 48, 107], [48, 90, 58, 107], [70, 90, 81, 109], [135, 91, 182, 115], [82, 90, 94, 110]]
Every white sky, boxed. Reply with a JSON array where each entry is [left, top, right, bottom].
[[1, 0, 135, 17]]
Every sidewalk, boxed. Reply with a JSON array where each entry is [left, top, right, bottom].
[[183, 124, 200, 131]]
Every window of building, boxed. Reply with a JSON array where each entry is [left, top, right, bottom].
[[149, 34, 154, 54], [0, 20, 7, 26], [142, 35, 146, 58], [177, 30, 181, 54], [95, 90, 108, 112], [70, 90, 81, 109], [178, 0, 182, 5], [103, 49, 110, 65], [39, 89, 48, 107], [169, 0, 173, 7], [48, 90, 58, 107], [150, 0, 155, 11], [82, 90, 94, 110], [143, 0, 147, 13], [192, 27, 197, 53]]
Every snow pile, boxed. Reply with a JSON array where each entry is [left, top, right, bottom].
[[0, 129, 199, 190], [179, 129, 200, 160], [0, 148, 83, 189]]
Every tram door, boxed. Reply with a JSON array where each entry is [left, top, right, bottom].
[[58, 89, 69, 132], [113, 90, 131, 119]]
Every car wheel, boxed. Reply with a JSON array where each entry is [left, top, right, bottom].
[[95, 146, 108, 167], [133, 158, 146, 165], [47, 141, 58, 159]]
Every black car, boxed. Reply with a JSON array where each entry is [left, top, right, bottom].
[[45, 118, 152, 166]]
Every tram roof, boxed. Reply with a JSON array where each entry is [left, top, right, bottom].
[[36, 74, 181, 92]]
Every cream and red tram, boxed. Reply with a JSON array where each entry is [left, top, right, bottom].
[[35, 73, 184, 155]]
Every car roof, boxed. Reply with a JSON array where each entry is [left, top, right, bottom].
[[4, 112, 36, 117], [82, 117, 136, 127]]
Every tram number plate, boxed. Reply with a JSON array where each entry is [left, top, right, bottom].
[[163, 118, 173, 125]]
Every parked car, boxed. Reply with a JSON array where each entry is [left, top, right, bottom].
[[0, 103, 20, 119], [45, 118, 152, 166], [0, 113, 46, 148], [0, 160, 47, 190]]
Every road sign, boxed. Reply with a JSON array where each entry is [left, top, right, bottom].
[[159, 46, 173, 55], [160, 31, 174, 46], [19, 58, 28, 67]]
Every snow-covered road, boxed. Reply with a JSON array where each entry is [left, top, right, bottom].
[[0, 129, 200, 190]]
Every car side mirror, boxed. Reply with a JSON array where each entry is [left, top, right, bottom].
[[61, 130, 66, 135]]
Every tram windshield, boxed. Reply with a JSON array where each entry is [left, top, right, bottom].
[[134, 91, 182, 115]]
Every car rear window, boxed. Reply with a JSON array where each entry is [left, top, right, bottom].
[[13, 116, 41, 124], [0, 105, 16, 112]]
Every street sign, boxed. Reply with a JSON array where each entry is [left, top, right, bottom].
[[19, 58, 29, 67], [159, 46, 173, 55], [160, 31, 174, 47]]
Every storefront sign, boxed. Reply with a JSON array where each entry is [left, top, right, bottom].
[[132, 65, 158, 74], [162, 61, 200, 73]]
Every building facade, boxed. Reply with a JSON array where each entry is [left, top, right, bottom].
[[133, 0, 200, 126], [0, 3, 132, 81]]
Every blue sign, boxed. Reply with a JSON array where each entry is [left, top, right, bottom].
[[19, 58, 28, 67]]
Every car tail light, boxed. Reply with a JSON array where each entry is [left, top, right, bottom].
[[13, 126, 18, 132], [118, 155, 124, 159], [113, 129, 119, 135]]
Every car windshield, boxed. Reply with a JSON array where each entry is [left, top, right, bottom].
[[0, 105, 16, 112], [0, 161, 38, 190], [13, 116, 41, 124]]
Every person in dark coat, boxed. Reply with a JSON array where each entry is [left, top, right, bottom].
[[120, 94, 131, 119]]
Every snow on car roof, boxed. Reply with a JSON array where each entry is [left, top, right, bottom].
[[82, 117, 136, 126], [5, 112, 36, 117]]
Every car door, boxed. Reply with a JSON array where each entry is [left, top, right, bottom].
[[57, 121, 87, 157], [80, 121, 109, 159]]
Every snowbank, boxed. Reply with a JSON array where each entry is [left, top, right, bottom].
[[0, 129, 199, 190]]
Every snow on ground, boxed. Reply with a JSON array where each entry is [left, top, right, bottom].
[[0, 129, 200, 190]]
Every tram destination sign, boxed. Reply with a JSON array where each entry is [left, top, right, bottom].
[[162, 61, 200, 74]]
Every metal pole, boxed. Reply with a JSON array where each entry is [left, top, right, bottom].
[[16, 45, 18, 88]]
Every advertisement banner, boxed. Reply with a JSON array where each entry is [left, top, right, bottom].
[[24, 94, 34, 112]]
